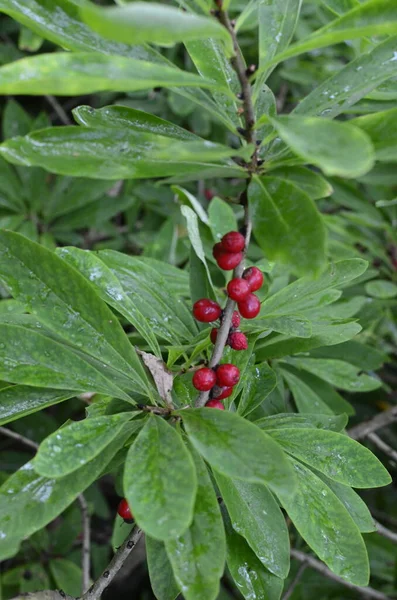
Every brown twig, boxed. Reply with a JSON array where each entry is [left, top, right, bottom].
[[367, 432, 397, 465], [45, 95, 71, 125], [375, 520, 397, 544], [282, 562, 307, 600], [348, 406, 397, 440], [78, 494, 91, 593], [290, 549, 392, 600], [195, 2, 257, 408], [82, 526, 143, 600], [0, 426, 39, 452]]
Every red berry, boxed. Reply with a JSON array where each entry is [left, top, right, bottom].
[[210, 328, 218, 344], [231, 311, 241, 328], [228, 331, 248, 351], [221, 231, 245, 253], [193, 367, 216, 391], [243, 267, 264, 292], [205, 399, 225, 410], [204, 189, 215, 201], [216, 364, 240, 387], [238, 293, 261, 319], [118, 498, 133, 522], [216, 250, 243, 271], [212, 385, 233, 400], [193, 299, 222, 323], [227, 278, 251, 302], [212, 242, 223, 260]]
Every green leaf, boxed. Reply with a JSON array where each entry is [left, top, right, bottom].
[[97, 250, 197, 344], [254, 0, 302, 95], [80, 3, 232, 55], [208, 196, 238, 241], [165, 446, 226, 600], [267, 428, 391, 488], [237, 363, 277, 417], [249, 176, 327, 276], [255, 413, 348, 433], [181, 205, 215, 299], [365, 279, 397, 299], [35, 413, 136, 478], [214, 473, 289, 578], [176, 408, 296, 496], [260, 259, 367, 316], [0, 323, 131, 400], [124, 415, 197, 540], [222, 505, 284, 600], [173, 186, 209, 225], [310, 340, 387, 371], [0, 52, 224, 96], [247, 314, 312, 338], [185, 39, 241, 129], [295, 37, 397, 119], [0, 231, 149, 396], [73, 105, 198, 141], [0, 430, 129, 547], [146, 536, 180, 600], [0, 127, 242, 181], [314, 472, 376, 533], [285, 357, 381, 392], [256, 0, 397, 75], [353, 108, 397, 163], [278, 458, 369, 586], [49, 559, 82, 598], [270, 116, 374, 178], [266, 167, 333, 200], [0, 0, 159, 58], [280, 367, 334, 415], [57, 247, 161, 357], [0, 385, 75, 426]]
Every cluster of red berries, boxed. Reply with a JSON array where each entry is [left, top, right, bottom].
[[117, 498, 134, 524], [192, 231, 264, 409]]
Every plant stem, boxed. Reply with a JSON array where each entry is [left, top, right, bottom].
[[82, 526, 143, 600], [195, 2, 257, 408], [0, 426, 39, 451], [291, 549, 390, 600], [367, 432, 397, 464], [282, 562, 307, 600], [348, 405, 397, 440]]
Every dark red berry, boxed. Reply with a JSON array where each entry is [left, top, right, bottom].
[[231, 311, 241, 328], [204, 189, 215, 201], [210, 328, 218, 344], [193, 299, 222, 323], [193, 367, 216, 391], [118, 498, 133, 522], [212, 385, 233, 400], [216, 250, 243, 271], [228, 331, 248, 351], [238, 293, 261, 319], [205, 399, 225, 410], [212, 242, 223, 260], [243, 267, 264, 292], [216, 364, 240, 387], [221, 231, 245, 253], [227, 278, 251, 302]]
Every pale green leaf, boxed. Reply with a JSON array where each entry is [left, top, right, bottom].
[[0, 385, 75, 426], [353, 108, 397, 162], [365, 279, 397, 299], [146, 536, 180, 600]]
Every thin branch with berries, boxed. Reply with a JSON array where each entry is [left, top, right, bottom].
[[193, 0, 262, 408]]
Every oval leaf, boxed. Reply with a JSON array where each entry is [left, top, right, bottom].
[[124, 415, 197, 540]]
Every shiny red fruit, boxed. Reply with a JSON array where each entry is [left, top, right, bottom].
[[210, 328, 218, 344], [228, 332, 248, 351], [216, 250, 243, 271], [204, 189, 215, 201], [238, 293, 261, 319], [193, 299, 222, 322], [193, 368, 216, 391], [231, 311, 241, 328], [212, 385, 233, 400], [243, 267, 264, 292], [205, 399, 225, 410], [118, 498, 133, 522], [221, 231, 245, 253], [212, 242, 223, 260], [227, 278, 251, 302], [216, 364, 240, 387]]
